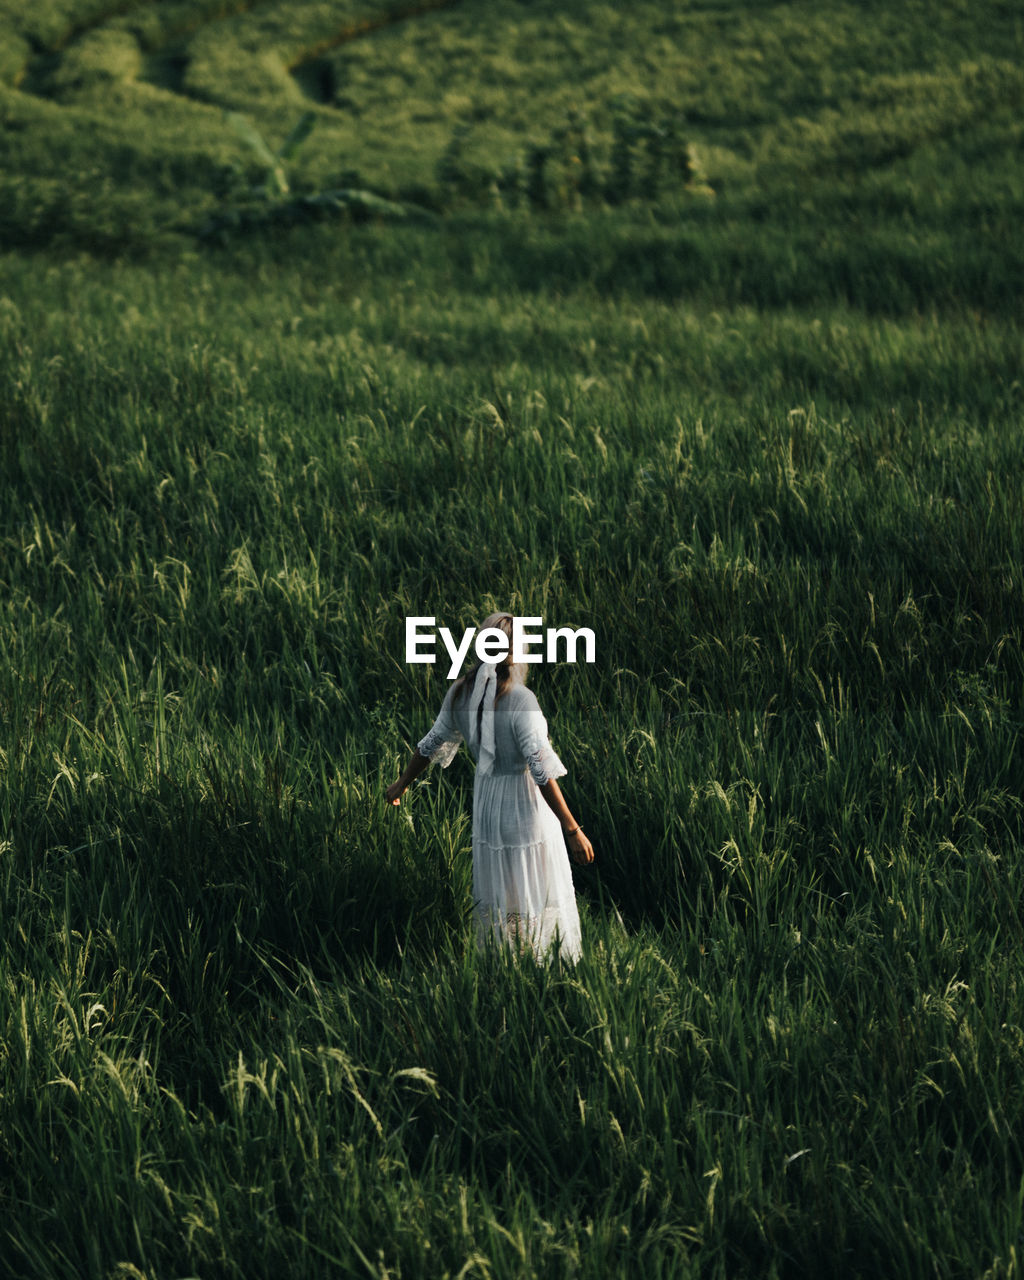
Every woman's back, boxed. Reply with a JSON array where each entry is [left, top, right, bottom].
[[447, 683, 563, 783]]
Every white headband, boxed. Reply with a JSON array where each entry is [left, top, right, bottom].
[[467, 661, 498, 776]]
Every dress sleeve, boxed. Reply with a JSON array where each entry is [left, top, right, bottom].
[[512, 691, 567, 786], [416, 684, 463, 768]]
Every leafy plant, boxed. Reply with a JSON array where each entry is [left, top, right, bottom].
[[440, 100, 713, 215], [205, 109, 434, 240], [226, 108, 317, 197]]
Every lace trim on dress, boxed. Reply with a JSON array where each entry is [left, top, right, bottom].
[[417, 725, 462, 768], [521, 737, 567, 787], [473, 903, 580, 961]]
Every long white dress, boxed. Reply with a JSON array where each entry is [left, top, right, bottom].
[[417, 678, 583, 961]]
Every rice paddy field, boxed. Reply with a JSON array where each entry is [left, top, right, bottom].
[[1, 0, 1023, 1276]]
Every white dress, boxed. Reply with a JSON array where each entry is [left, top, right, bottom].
[[417, 680, 583, 962]]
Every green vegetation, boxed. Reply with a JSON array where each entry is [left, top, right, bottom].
[[1, 0, 1023, 1276]]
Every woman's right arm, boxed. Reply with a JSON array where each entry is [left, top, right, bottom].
[[512, 693, 594, 865], [539, 777, 595, 865]]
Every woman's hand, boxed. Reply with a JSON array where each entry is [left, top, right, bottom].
[[538, 780, 595, 866], [566, 828, 595, 866], [385, 750, 431, 807]]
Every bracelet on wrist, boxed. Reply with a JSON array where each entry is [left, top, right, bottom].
[[565, 825, 582, 837]]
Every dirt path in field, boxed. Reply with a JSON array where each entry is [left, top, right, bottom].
[[286, 0, 463, 105], [288, 0, 462, 69]]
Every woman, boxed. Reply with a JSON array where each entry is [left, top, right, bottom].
[[386, 612, 594, 961]]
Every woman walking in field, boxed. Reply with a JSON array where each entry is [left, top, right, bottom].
[[386, 612, 593, 961]]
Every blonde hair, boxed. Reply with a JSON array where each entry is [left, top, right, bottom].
[[453, 612, 526, 704]]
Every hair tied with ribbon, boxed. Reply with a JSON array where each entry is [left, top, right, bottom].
[[468, 661, 498, 776]]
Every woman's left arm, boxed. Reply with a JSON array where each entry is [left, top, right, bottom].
[[388, 685, 463, 804], [386, 750, 431, 804]]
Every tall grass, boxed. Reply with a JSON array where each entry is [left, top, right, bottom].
[[1, 231, 1022, 1274], [1, 0, 1024, 1275]]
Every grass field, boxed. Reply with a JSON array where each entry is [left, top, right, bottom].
[[2, 0, 1024, 1276]]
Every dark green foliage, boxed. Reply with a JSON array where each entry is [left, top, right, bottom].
[[436, 99, 711, 214]]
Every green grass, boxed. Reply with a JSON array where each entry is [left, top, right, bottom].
[[1, 0, 1024, 1276]]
